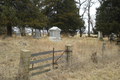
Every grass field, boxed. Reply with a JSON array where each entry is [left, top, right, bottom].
[[0, 34, 120, 80]]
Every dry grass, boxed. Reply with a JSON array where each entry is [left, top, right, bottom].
[[0, 35, 120, 80]]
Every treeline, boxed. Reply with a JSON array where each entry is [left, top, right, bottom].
[[95, 0, 120, 37], [0, 0, 85, 36]]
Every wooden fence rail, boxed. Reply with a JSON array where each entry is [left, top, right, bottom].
[[19, 44, 72, 80]]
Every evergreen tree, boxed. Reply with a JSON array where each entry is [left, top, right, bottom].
[[41, 0, 56, 31], [15, 0, 31, 36], [0, 0, 48, 36], [27, 0, 48, 30], [54, 0, 81, 32], [42, 0, 85, 34], [95, 0, 120, 37], [0, 0, 18, 36]]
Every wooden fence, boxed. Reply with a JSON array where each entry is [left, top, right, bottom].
[[19, 45, 72, 80]]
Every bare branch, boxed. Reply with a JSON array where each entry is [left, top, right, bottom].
[[81, 0, 87, 5], [77, 0, 87, 17], [98, 0, 103, 5], [76, 0, 87, 6], [90, 20, 93, 29], [81, 7, 87, 18]]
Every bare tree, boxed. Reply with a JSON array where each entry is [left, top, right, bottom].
[[98, 0, 104, 5], [90, 19, 96, 34], [87, 0, 94, 37], [78, 0, 87, 17], [90, 19, 93, 31], [90, 0, 102, 34], [77, 0, 96, 37], [77, 0, 87, 37]]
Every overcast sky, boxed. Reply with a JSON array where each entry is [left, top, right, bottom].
[[77, 0, 100, 32]]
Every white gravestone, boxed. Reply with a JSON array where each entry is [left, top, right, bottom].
[[48, 26, 61, 41], [98, 31, 103, 40], [34, 29, 40, 39], [13, 27, 21, 36]]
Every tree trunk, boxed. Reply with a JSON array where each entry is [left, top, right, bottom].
[[88, 1, 90, 37], [103, 32, 104, 37], [32, 28, 34, 36], [108, 34, 109, 40], [47, 29, 49, 36], [78, 0, 87, 37], [21, 27, 26, 36], [7, 24, 12, 36], [43, 28, 44, 36], [80, 29, 82, 37], [80, 32, 82, 37], [39, 29, 41, 36]]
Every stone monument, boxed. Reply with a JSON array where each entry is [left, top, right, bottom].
[[48, 26, 61, 41], [98, 31, 103, 41], [34, 29, 40, 39], [110, 33, 115, 43]]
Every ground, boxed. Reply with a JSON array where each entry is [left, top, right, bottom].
[[0, 34, 120, 80]]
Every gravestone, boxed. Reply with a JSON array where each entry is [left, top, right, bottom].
[[110, 33, 115, 43], [15, 31, 21, 36], [98, 31, 103, 41], [48, 26, 61, 41], [34, 29, 40, 39]]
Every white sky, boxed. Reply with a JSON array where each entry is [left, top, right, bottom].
[[77, 0, 100, 32]]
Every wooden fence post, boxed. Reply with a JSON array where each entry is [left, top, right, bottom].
[[65, 44, 72, 66], [19, 50, 31, 80]]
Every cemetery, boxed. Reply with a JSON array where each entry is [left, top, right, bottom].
[[0, 32, 120, 80], [0, 0, 120, 79]]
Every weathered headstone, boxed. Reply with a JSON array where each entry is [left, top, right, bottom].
[[110, 33, 115, 43], [34, 29, 40, 39], [98, 31, 103, 41], [48, 26, 61, 41]]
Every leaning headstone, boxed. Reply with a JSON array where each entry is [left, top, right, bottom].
[[110, 33, 115, 43], [48, 26, 61, 41], [34, 29, 40, 39]]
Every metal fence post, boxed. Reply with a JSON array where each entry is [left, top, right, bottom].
[[65, 44, 72, 66], [19, 50, 31, 80], [102, 42, 106, 56]]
